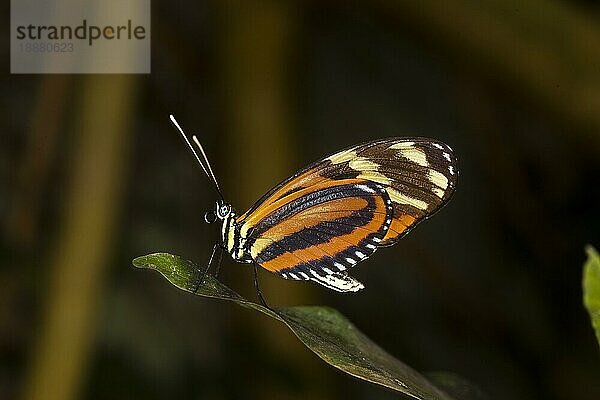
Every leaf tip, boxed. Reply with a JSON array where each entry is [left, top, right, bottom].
[[132, 255, 147, 268], [585, 244, 598, 259]]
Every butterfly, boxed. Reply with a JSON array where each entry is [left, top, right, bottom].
[[170, 115, 458, 296]]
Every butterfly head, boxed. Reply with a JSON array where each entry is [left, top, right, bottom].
[[204, 200, 234, 224], [169, 113, 233, 225]]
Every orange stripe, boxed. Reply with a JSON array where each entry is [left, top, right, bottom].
[[381, 214, 416, 242], [261, 252, 304, 273], [241, 178, 368, 228], [259, 195, 388, 273], [238, 168, 330, 220], [258, 197, 368, 243]]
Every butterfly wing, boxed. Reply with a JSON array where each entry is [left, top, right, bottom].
[[244, 179, 394, 292], [239, 137, 457, 240], [329, 138, 458, 245], [236, 137, 458, 291]]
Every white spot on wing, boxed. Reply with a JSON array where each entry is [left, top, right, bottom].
[[386, 187, 428, 210], [328, 150, 394, 186], [390, 144, 428, 167], [349, 157, 379, 171], [433, 187, 445, 198], [250, 238, 272, 259], [429, 170, 449, 189], [328, 149, 356, 164], [350, 158, 392, 185], [449, 165, 455, 175], [356, 184, 376, 193], [239, 222, 251, 238], [357, 171, 392, 185], [355, 251, 366, 259], [309, 269, 321, 278], [346, 257, 356, 265], [309, 272, 365, 292], [443, 152, 451, 162], [334, 262, 346, 271], [388, 141, 414, 148]]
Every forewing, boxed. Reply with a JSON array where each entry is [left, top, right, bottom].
[[244, 179, 394, 292], [239, 137, 457, 247], [330, 138, 457, 245]]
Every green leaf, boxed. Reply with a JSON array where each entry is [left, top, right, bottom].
[[583, 245, 600, 347], [133, 253, 455, 400]]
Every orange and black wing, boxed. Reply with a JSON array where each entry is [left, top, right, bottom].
[[236, 137, 458, 291], [325, 138, 458, 245], [244, 179, 393, 292]]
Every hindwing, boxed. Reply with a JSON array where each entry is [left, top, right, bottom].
[[244, 179, 393, 292]]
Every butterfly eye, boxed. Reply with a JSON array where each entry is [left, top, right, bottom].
[[204, 210, 217, 224], [216, 203, 231, 219]]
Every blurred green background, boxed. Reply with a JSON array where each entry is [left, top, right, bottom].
[[2, 1, 600, 399]]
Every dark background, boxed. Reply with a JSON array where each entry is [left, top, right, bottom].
[[2, 1, 600, 399]]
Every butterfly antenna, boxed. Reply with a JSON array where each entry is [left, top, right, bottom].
[[169, 114, 225, 201], [192, 135, 223, 196]]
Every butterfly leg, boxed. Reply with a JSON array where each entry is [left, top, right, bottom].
[[193, 243, 222, 293], [213, 245, 224, 278], [253, 262, 269, 308]]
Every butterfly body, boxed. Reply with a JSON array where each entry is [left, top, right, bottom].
[[220, 210, 251, 263], [210, 137, 458, 293]]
